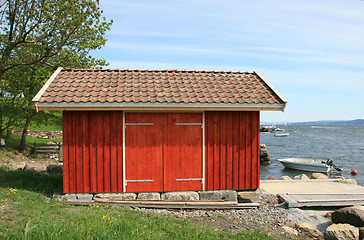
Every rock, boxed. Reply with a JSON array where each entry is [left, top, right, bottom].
[[268, 198, 279, 205], [260, 144, 271, 163], [324, 223, 359, 240], [284, 219, 296, 228], [261, 161, 271, 165], [137, 192, 161, 200], [281, 226, 298, 236], [161, 191, 199, 201], [23, 163, 45, 172], [267, 176, 277, 180], [296, 222, 318, 237], [359, 227, 364, 240], [94, 193, 137, 200], [280, 176, 292, 180], [310, 173, 328, 179], [1, 138, 5, 146], [325, 211, 334, 220], [331, 207, 364, 227], [47, 141, 56, 145], [336, 179, 358, 185], [260, 144, 269, 157], [294, 174, 309, 180], [332, 176, 346, 181], [46, 163, 63, 175], [198, 190, 237, 202], [237, 189, 259, 203]]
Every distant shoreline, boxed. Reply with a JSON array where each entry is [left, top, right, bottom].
[[261, 119, 364, 126]]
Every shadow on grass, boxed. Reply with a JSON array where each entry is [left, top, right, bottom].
[[0, 166, 62, 195]]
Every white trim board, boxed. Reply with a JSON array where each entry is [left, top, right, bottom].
[[32, 67, 63, 102]]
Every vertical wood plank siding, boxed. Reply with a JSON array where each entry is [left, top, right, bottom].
[[63, 111, 123, 193], [63, 111, 260, 193], [205, 111, 260, 190]]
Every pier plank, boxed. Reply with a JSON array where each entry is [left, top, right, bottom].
[[279, 193, 364, 208]]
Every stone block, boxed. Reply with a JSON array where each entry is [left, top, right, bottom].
[[76, 193, 94, 201], [237, 189, 259, 203], [161, 191, 199, 201], [137, 192, 161, 200], [324, 223, 359, 240], [64, 193, 78, 201], [94, 193, 137, 200], [198, 190, 237, 202]]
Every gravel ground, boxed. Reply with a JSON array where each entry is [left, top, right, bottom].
[[134, 189, 329, 239]]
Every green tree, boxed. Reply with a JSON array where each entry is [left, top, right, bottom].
[[0, 0, 112, 148]]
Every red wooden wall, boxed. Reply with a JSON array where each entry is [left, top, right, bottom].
[[63, 111, 260, 193], [63, 111, 123, 193], [205, 111, 260, 190]]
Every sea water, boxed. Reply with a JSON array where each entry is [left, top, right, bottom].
[[260, 125, 364, 186]]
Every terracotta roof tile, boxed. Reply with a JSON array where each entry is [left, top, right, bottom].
[[37, 69, 286, 106]]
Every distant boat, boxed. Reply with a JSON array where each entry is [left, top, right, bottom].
[[274, 132, 289, 137], [278, 158, 342, 173]]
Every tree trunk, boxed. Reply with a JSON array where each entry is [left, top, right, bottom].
[[18, 103, 33, 151]]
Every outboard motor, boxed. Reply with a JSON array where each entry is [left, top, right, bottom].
[[326, 159, 343, 171], [326, 159, 334, 166]]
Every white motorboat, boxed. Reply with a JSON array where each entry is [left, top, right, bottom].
[[274, 132, 289, 137], [278, 158, 341, 173]]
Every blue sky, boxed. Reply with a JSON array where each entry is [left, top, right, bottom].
[[93, 0, 364, 123]]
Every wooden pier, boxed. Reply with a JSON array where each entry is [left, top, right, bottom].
[[278, 193, 364, 208]]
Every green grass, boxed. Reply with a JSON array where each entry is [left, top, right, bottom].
[[6, 134, 62, 149], [0, 167, 275, 240]]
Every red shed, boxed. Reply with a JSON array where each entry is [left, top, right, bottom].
[[33, 68, 286, 193]]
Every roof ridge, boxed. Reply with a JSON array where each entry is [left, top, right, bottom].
[[62, 68, 254, 74]]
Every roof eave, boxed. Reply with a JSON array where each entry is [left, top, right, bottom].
[[36, 102, 286, 112]]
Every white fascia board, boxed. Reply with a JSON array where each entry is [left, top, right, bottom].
[[36, 102, 286, 111], [254, 71, 288, 104], [32, 67, 63, 102]]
